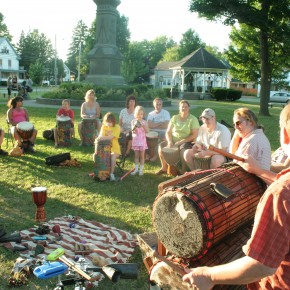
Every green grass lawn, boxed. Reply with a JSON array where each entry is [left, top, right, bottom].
[[0, 99, 282, 289]]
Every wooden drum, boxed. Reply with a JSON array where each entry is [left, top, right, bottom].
[[16, 121, 34, 140], [146, 131, 159, 159], [93, 139, 111, 181], [153, 163, 266, 258], [193, 155, 212, 170], [162, 146, 180, 176], [80, 118, 97, 146], [56, 116, 72, 147], [32, 186, 47, 223]]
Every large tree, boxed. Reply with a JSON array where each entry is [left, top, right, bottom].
[[0, 12, 12, 41], [16, 29, 54, 72], [189, 0, 290, 115], [226, 24, 290, 87]]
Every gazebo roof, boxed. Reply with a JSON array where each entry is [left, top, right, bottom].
[[170, 47, 227, 70]]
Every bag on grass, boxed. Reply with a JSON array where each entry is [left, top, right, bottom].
[[43, 129, 54, 141]]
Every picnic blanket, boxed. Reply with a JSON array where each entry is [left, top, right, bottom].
[[2, 216, 137, 284]]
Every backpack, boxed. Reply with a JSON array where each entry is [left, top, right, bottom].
[[43, 129, 54, 140]]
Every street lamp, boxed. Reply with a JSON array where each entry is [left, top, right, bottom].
[[54, 35, 58, 86], [77, 41, 82, 82]]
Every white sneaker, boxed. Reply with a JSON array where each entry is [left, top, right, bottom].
[[139, 171, 143, 176], [110, 174, 116, 181], [131, 169, 138, 176]]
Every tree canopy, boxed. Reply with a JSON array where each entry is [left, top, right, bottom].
[[189, 0, 290, 115], [0, 13, 12, 41]]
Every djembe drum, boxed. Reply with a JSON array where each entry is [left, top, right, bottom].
[[153, 163, 266, 258], [16, 121, 34, 149], [193, 155, 212, 170], [32, 186, 47, 223], [162, 146, 180, 176], [146, 131, 159, 160], [93, 139, 112, 181], [56, 116, 72, 147], [80, 118, 97, 146]]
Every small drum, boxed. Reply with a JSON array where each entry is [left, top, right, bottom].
[[32, 186, 47, 223], [149, 224, 252, 290], [80, 118, 97, 146], [162, 146, 180, 176], [146, 131, 159, 159], [16, 121, 34, 141], [56, 116, 72, 147], [119, 132, 127, 156], [193, 155, 212, 170], [93, 139, 112, 181], [153, 163, 266, 258]]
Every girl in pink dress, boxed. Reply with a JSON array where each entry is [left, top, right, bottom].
[[131, 106, 149, 176]]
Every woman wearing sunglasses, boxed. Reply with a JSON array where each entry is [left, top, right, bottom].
[[230, 107, 271, 170]]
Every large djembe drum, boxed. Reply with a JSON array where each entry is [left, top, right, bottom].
[[93, 139, 111, 181], [193, 155, 212, 170], [80, 118, 97, 146], [56, 116, 72, 147], [153, 163, 266, 258], [32, 186, 47, 223]]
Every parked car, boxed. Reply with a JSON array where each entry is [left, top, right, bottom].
[[42, 80, 50, 86], [269, 92, 290, 103]]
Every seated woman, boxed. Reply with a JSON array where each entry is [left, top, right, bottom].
[[54, 99, 75, 147], [7, 96, 37, 153], [230, 107, 271, 170], [0, 128, 8, 156], [78, 89, 101, 146], [156, 100, 199, 175], [95, 112, 121, 181], [119, 94, 137, 157]]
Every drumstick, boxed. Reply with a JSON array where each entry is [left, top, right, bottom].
[[120, 168, 135, 181], [153, 251, 187, 277], [208, 145, 245, 162]]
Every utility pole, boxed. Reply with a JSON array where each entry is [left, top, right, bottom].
[[54, 35, 58, 86], [77, 41, 82, 82]]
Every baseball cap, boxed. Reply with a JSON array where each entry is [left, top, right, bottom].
[[200, 108, 216, 119]]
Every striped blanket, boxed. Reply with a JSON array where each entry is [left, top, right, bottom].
[[3, 216, 137, 284]]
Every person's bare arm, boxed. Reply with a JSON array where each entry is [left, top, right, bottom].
[[183, 256, 276, 290]]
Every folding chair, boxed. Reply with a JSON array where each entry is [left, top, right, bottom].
[[115, 133, 128, 174], [6, 120, 14, 148]]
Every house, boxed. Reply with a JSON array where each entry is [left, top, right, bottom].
[[0, 37, 26, 84], [62, 64, 71, 82], [150, 47, 230, 96]]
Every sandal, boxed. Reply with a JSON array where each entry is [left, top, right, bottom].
[[155, 169, 167, 175]]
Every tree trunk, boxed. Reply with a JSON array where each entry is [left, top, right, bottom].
[[258, 27, 271, 116]]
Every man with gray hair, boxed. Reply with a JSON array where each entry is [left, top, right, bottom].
[[184, 108, 231, 170]]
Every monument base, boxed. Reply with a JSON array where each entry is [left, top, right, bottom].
[[85, 74, 125, 86]]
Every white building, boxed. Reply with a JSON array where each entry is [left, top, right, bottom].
[[0, 37, 26, 83]]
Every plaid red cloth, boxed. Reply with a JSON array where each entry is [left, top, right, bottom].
[[2, 216, 137, 283]]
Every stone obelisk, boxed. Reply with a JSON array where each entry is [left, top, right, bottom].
[[86, 0, 124, 85]]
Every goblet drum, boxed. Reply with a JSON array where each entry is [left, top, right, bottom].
[[146, 131, 159, 159], [32, 186, 47, 223]]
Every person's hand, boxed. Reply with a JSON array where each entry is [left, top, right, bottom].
[[236, 154, 259, 174], [182, 267, 214, 290], [196, 150, 207, 158], [167, 141, 174, 147], [175, 140, 183, 147]]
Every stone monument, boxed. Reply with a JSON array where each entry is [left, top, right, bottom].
[[86, 0, 125, 86]]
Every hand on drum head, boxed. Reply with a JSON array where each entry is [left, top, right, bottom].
[[236, 154, 258, 174], [182, 267, 214, 290]]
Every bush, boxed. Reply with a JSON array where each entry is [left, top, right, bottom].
[[42, 83, 167, 101], [211, 88, 242, 101]]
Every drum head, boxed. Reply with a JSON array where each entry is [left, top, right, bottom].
[[17, 121, 33, 130], [153, 191, 203, 258], [146, 131, 158, 138], [31, 186, 47, 192], [57, 116, 71, 122]]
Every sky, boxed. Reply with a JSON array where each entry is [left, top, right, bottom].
[[1, 0, 231, 60]]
